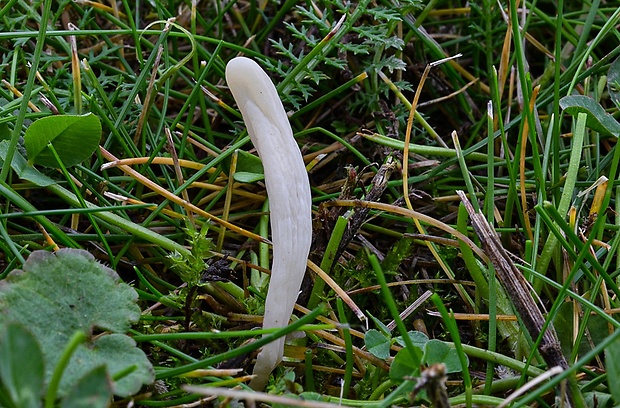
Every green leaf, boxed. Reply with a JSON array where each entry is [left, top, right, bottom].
[[0, 140, 56, 186], [234, 171, 265, 183], [553, 302, 608, 358], [0, 387, 18, 408], [423, 340, 467, 373], [297, 392, 328, 404], [366, 311, 391, 337], [607, 56, 620, 110], [0, 249, 154, 397], [394, 330, 429, 349], [584, 391, 613, 408], [389, 347, 422, 381], [559, 95, 620, 137], [0, 323, 45, 408], [381, 238, 415, 276], [221, 149, 265, 183], [0, 122, 9, 138], [364, 329, 391, 359], [62, 366, 112, 408], [24, 113, 101, 168], [605, 331, 620, 403]]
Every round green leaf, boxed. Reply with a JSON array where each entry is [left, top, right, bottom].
[[0, 323, 45, 408], [394, 330, 429, 349], [0, 249, 154, 397], [604, 334, 620, 404], [423, 339, 467, 374], [607, 56, 620, 110], [62, 365, 112, 408], [234, 171, 265, 183], [559, 95, 620, 137], [364, 329, 391, 359], [0, 140, 56, 186], [24, 113, 101, 168], [554, 301, 608, 358], [390, 347, 422, 381], [221, 149, 265, 183]]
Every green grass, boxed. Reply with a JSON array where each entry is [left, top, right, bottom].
[[1, 0, 620, 406]]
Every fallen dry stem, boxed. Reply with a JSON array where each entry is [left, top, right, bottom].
[[457, 190, 574, 407], [332, 158, 396, 266]]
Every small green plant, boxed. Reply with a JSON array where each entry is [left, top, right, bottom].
[[364, 316, 468, 382], [0, 323, 112, 408], [0, 249, 154, 404], [168, 223, 215, 286], [0, 113, 101, 186], [605, 335, 620, 405], [24, 113, 101, 168]]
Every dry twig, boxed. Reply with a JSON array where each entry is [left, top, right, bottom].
[[457, 190, 574, 407]]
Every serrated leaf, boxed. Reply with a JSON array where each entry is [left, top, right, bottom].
[[389, 347, 422, 381], [0, 249, 154, 397], [605, 333, 620, 403], [24, 113, 101, 168], [367, 6, 402, 22], [0, 140, 56, 186], [340, 42, 370, 55], [423, 339, 467, 373], [62, 365, 112, 408], [0, 323, 45, 408], [607, 56, 620, 110], [559, 95, 620, 137], [377, 56, 407, 74], [364, 329, 391, 359], [294, 5, 331, 31]]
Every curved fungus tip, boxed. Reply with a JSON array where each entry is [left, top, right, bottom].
[[225, 56, 312, 390]]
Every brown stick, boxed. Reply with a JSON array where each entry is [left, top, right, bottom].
[[457, 191, 574, 407], [332, 157, 396, 266]]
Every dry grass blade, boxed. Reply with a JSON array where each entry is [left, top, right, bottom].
[[135, 42, 165, 144], [101, 156, 211, 171], [2, 79, 40, 112], [426, 311, 517, 321], [165, 127, 195, 227], [347, 279, 475, 296], [99, 146, 269, 244], [306, 259, 366, 325], [518, 85, 540, 242], [386, 290, 432, 332]]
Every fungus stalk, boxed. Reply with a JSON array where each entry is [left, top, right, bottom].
[[225, 57, 312, 390]]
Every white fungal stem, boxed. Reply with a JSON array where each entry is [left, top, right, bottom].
[[225, 57, 312, 390]]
